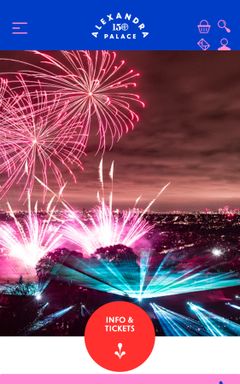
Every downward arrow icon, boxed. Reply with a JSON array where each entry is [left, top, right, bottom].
[[114, 342, 126, 359]]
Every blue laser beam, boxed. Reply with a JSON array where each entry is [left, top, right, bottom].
[[226, 302, 240, 311], [150, 302, 208, 336], [49, 250, 240, 300], [25, 305, 74, 334], [188, 303, 240, 336]]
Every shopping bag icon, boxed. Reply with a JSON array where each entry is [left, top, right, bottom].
[[198, 20, 211, 34]]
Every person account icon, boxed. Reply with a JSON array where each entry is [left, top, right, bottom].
[[218, 38, 231, 51]]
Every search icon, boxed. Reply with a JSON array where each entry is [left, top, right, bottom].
[[217, 19, 231, 33]]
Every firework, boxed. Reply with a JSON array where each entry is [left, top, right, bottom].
[[62, 160, 169, 255], [0, 191, 63, 267], [0, 77, 84, 199], [0, 77, 9, 106], [9, 50, 144, 151]]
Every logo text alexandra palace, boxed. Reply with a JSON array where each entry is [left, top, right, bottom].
[[92, 12, 149, 39]]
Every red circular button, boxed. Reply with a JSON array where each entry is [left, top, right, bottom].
[[84, 301, 155, 371]]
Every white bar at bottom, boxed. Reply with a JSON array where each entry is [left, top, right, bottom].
[[0, 337, 239, 374]]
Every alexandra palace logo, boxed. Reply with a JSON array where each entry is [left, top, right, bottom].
[[91, 12, 149, 40]]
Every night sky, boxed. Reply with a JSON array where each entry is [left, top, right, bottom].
[[1, 51, 240, 212]]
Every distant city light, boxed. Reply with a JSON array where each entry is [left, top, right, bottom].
[[212, 248, 223, 257], [35, 292, 42, 301]]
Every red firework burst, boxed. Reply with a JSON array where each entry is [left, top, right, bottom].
[[0, 76, 84, 199], [22, 50, 145, 150]]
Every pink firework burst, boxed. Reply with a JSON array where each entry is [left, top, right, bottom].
[[0, 77, 84, 199], [62, 160, 169, 256], [22, 50, 145, 150], [0, 78, 9, 105], [0, 192, 63, 267]]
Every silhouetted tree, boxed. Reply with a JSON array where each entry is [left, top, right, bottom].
[[36, 248, 83, 282], [93, 244, 138, 265]]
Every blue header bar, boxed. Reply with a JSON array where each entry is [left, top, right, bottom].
[[1, 0, 240, 50]]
